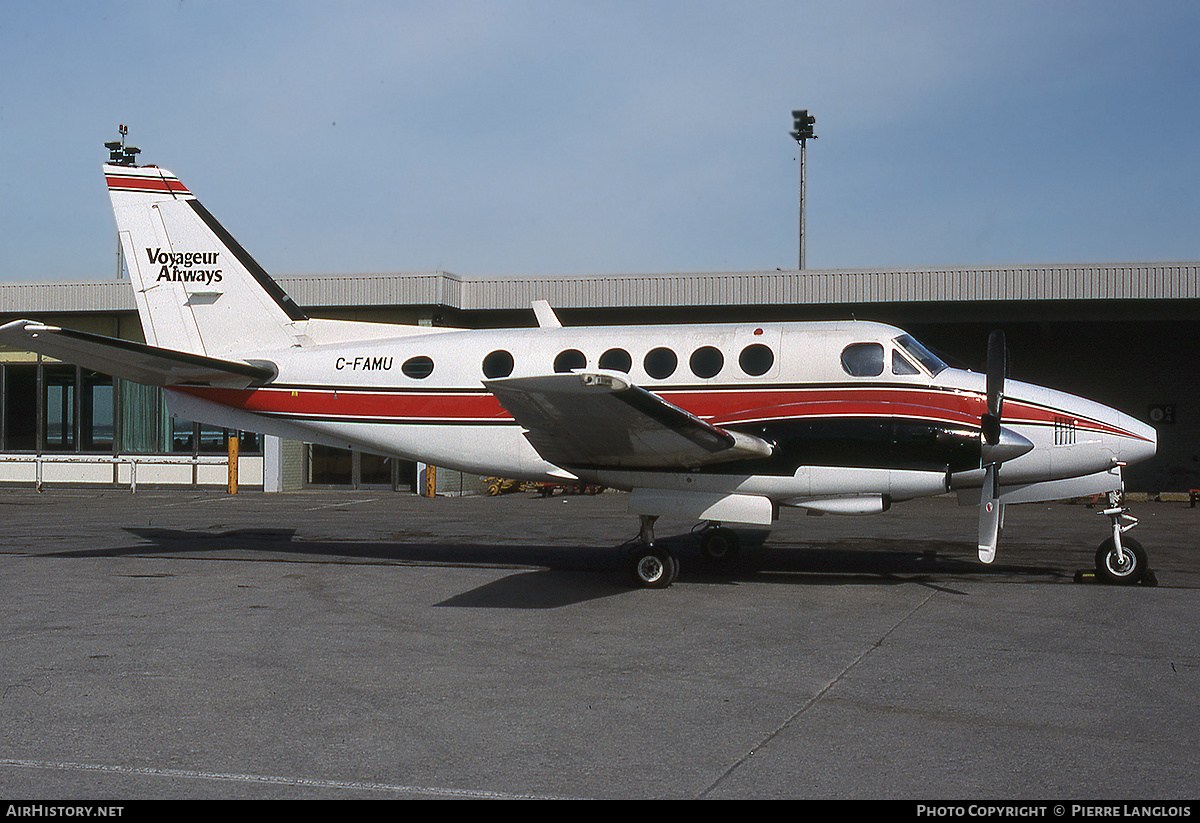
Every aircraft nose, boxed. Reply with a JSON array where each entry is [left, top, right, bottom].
[[1120, 415, 1157, 466]]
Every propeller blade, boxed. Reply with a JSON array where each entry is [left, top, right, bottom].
[[986, 329, 1006, 419], [978, 499, 1003, 563], [978, 465, 1003, 563], [978, 331, 1010, 562], [982, 330, 1006, 445]]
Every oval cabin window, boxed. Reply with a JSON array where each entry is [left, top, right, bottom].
[[599, 348, 632, 373], [644, 347, 678, 379], [401, 356, 435, 379], [482, 350, 514, 379], [738, 343, 774, 376], [689, 346, 724, 379], [553, 349, 587, 373]]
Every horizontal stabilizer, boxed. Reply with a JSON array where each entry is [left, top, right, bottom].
[[0, 320, 275, 388], [486, 371, 774, 469]]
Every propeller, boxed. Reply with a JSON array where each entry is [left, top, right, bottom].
[[977, 330, 1032, 563]]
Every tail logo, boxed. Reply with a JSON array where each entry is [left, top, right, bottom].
[[147, 248, 224, 285]]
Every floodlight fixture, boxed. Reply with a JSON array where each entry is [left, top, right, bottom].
[[789, 109, 816, 269]]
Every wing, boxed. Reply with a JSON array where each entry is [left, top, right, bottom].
[[0, 320, 275, 388], [485, 371, 774, 469]]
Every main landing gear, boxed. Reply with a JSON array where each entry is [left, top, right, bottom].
[[1092, 492, 1154, 586], [626, 518, 743, 588], [628, 515, 678, 589], [695, 523, 742, 562]]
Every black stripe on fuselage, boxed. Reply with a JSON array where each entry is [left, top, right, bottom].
[[248, 409, 982, 475], [563, 417, 983, 475]]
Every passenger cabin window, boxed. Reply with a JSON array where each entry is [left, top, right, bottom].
[[644, 347, 678, 379], [401, 356, 435, 379], [689, 346, 723, 379], [553, 349, 587, 373], [738, 343, 774, 376], [841, 343, 884, 377], [599, 348, 632, 373], [482, 350, 514, 379], [892, 350, 920, 375]]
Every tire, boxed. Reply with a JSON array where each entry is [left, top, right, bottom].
[[701, 527, 741, 562], [630, 546, 677, 589], [1094, 536, 1148, 585]]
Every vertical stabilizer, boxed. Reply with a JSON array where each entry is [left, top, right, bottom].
[[105, 164, 307, 357]]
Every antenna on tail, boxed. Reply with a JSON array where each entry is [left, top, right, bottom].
[[104, 125, 141, 167]]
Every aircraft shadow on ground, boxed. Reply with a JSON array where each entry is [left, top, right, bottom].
[[37, 526, 1070, 608]]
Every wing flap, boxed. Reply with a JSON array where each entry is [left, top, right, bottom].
[[486, 372, 774, 469], [0, 320, 275, 388]]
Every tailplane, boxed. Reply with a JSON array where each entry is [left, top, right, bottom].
[[106, 164, 307, 357]]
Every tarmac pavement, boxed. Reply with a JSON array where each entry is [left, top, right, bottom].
[[0, 486, 1196, 800]]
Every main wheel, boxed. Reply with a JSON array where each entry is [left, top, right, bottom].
[[1094, 536, 1148, 585], [700, 526, 740, 562], [630, 545, 678, 589]]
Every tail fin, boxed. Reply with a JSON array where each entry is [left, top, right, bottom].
[[106, 164, 308, 357]]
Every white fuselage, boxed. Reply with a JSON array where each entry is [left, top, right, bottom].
[[164, 318, 1156, 516]]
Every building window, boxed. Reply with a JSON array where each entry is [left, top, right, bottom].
[[118, 378, 167, 454], [0, 361, 260, 458], [82, 370, 114, 452], [3, 364, 37, 451], [41, 365, 76, 452]]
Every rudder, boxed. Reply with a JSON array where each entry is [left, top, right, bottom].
[[106, 164, 307, 357]]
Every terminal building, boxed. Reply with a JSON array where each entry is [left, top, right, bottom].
[[0, 262, 1196, 495]]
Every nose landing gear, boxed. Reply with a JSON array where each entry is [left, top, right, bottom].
[[1092, 492, 1155, 586]]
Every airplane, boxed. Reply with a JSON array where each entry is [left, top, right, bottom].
[[0, 148, 1158, 589]]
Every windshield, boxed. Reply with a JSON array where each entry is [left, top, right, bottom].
[[894, 334, 947, 376]]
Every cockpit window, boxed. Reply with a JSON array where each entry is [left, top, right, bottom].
[[841, 343, 884, 377], [892, 350, 920, 375], [894, 334, 947, 376]]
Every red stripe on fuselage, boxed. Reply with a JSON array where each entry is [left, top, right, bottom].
[[177, 386, 510, 422], [173, 383, 1145, 440], [660, 386, 985, 428], [177, 384, 988, 428]]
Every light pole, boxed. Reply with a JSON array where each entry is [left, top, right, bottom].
[[790, 110, 816, 270]]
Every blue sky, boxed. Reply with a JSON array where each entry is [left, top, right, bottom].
[[2, 0, 1198, 282]]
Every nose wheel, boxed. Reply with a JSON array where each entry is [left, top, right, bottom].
[[1095, 535, 1149, 585]]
